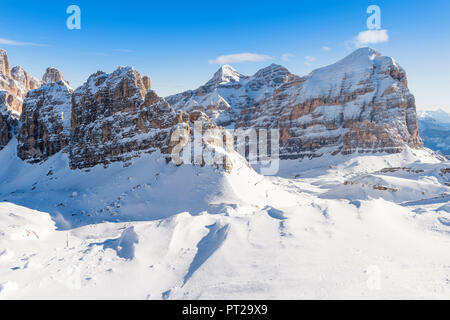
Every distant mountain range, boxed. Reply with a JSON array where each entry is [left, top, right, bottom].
[[418, 109, 450, 157]]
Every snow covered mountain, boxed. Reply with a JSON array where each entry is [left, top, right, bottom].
[[0, 48, 450, 299], [418, 109, 450, 157], [168, 48, 423, 159], [166, 63, 296, 126], [0, 49, 65, 151]]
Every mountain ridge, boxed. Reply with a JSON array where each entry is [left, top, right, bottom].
[[168, 47, 423, 159], [0, 47, 432, 169]]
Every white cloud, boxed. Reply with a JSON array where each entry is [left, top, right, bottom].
[[281, 53, 294, 61], [209, 53, 273, 64], [304, 56, 317, 66], [0, 38, 46, 47], [354, 29, 389, 47], [322, 46, 331, 51]]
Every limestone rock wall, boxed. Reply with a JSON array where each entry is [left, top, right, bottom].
[[17, 81, 73, 162]]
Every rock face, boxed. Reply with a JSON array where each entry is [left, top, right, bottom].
[[142, 75, 151, 91], [69, 66, 237, 171], [70, 67, 180, 169], [17, 80, 72, 162], [0, 49, 41, 149], [167, 109, 237, 172], [0, 47, 427, 172], [0, 49, 11, 78], [0, 93, 18, 149], [166, 64, 294, 126], [0, 51, 42, 104], [0, 50, 239, 171], [42, 67, 65, 84], [11, 66, 41, 93], [168, 48, 423, 159]]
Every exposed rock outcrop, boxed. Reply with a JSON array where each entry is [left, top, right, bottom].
[[167, 109, 236, 172], [0, 49, 10, 78], [142, 75, 151, 91], [0, 88, 20, 150], [69, 67, 179, 169], [0, 49, 40, 149], [11, 66, 41, 93], [69, 66, 238, 171], [17, 80, 72, 162], [0, 93, 17, 149], [42, 67, 65, 84], [0, 50, 24, 113]]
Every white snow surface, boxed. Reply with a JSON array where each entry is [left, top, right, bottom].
[[0, 136, 450, 299]]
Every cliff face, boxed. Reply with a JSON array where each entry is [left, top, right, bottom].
[[0, 50, 26, 149], [0, 49, 10, 78], [17, 81, 72, 162], [0, 49, 73, 160], [166, 64, 296, 127], [243, 48, 423, 158], [68, 67, 236, 171], [69, 67, 183, 169], [42, 67, 65, 84], [168, 48, 423, 159], [11, 66, 41, 94], [2, 47, 427, 171], [0, 92, 17, 149], [0, 50, 24, 115]]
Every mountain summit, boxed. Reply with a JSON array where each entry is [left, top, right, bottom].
[[205, 65, 245, 87], [167, 47, 423, 158], [0, 47, 426, 164]]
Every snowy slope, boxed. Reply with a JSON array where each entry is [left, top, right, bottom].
[[1, 137, 450, 299]]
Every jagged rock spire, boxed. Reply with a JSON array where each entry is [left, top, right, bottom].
[[42, 67, 65, 84], [0, 49, 10, 77]]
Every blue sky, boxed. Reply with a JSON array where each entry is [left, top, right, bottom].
[[1, 0, 449, 111]]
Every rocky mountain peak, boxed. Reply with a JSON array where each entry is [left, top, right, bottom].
[[70, 67, 170, 169], [253, 63, 289, 77], [42, 67, 65, 84], [11, 66, 41, 93], [205, 65, 245, 87], [169, 48, 423, 158], [0, 48, 428, 169], [0, 50, 41, 151], [143, 75, 151, 91], [248, 63, 294, 89], [18, 80, 73, 162], [0, 49, 10, 77]]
